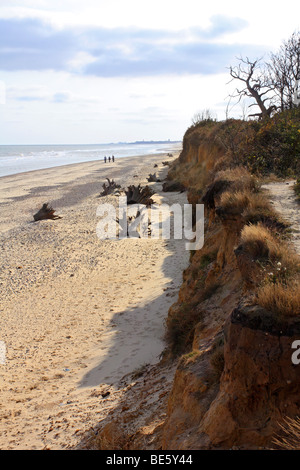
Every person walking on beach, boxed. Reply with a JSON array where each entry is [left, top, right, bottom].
[[104, 156, 107, 163], [108, 156, 111, 163], [112, 155, 115, 162]]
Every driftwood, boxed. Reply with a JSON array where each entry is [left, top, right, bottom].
[[125, 184, 155, 206], [162, 161, 170, 166], [99, 178, 121, 196], [33, 203, 61, 221], [162, 181, 186, 193], [146, 173, 161, 183]]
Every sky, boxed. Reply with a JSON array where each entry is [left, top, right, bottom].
[[0, 0, 299, 145]]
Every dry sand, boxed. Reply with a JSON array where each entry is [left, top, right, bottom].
[[0, 149, 189, 449], [262, 180, 300, 254]]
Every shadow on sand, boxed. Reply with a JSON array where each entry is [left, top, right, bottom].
[[77, 179, 189, 389]]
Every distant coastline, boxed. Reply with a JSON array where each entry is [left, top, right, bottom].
[[0, 141, 182, 178], [0, 140, 181, 147], [117, 140, 180, 145]]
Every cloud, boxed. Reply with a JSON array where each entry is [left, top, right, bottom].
[[9, 86, 69, 103], [0, 18, 76, 71], [15, 95, 45, 101], [202, 14, 248, 38], [52, 92, 70, 102], [0, 15, 266, 77]]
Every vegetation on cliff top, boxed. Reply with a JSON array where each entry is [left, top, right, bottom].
[[165, 106, 300, 358]]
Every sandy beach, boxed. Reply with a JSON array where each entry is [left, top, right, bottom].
[[0, 148, 189, 449]]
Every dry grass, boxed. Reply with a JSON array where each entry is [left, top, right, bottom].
[[165, 302, 203, 356], [273, 417, 300, 450], [188, 164, 210, 193], [240, 223, 300, 317], [167, 161, 209, 196], [215, 166, 259, 193], [212, 167, 285, 229], [219, 189, 252, 214], [243, 192, 273, 216], [239, 224, 300, 292], [96, 422, 127, 450], [275, 246, 300, 277], [218, 187, 274, 218], [167, 160, 191, 182], [240, 186, 290, 231], [256, 279, 300, 317], [240, 223, 300, 275], [239, 223, 279, 259], [213, 168, 288, 232]]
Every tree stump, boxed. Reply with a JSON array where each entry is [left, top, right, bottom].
[[125, 185, 155, 206], [33, 203, 61, 221], [99, 178, 121, 196]]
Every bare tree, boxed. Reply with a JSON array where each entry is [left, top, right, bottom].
[[267, 30, 300, 111], [191, 108, 216, 125], [228, 56, 277, 119]]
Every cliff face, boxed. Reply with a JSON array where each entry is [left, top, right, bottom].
[[160, 121, 300, 450], [200, 303, 300, 448]]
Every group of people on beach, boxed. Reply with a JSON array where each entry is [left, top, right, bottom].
[[104, 155, 115, 163]]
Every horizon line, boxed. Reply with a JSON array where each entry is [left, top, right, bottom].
[[0, 139, 182, 146]]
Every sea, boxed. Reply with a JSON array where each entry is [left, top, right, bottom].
[[0, 141, 180, 178]]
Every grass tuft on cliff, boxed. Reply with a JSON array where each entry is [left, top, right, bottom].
[[239, 222, 300, 317], [165, 302, 203, 356], [256, 280, 300, 317]]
